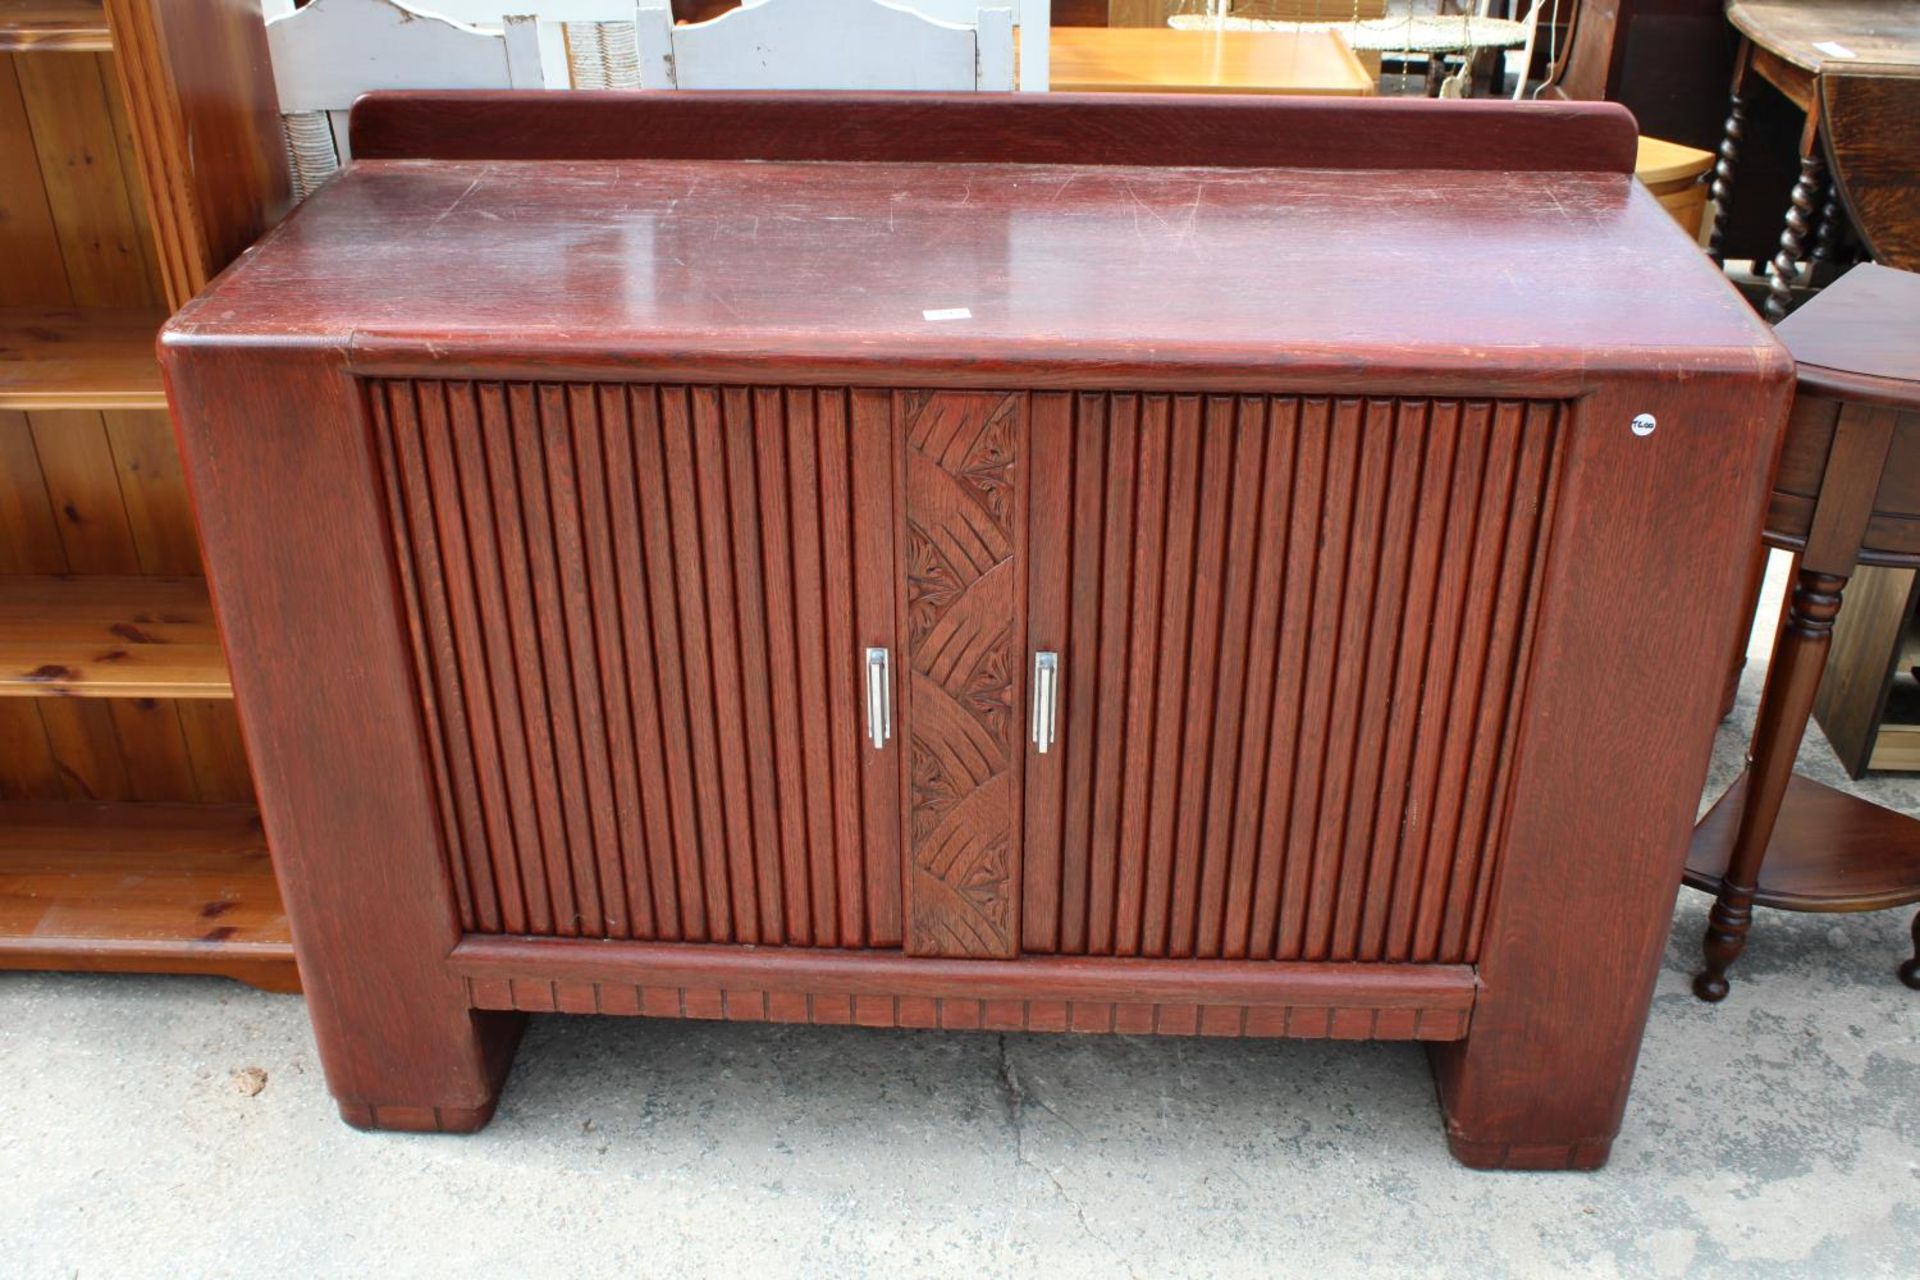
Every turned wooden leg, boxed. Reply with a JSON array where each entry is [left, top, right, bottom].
[[1695, 569, 1848, 1001], [1900, 912, 1920, 991], [1765, 152, 1824, 322], [1707, 89, 1746, 264]]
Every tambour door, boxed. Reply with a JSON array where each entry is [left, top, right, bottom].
[[1020, 392, 1567, 965], [372, 378, 901, 950]]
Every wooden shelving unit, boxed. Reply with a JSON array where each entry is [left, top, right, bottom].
[[0, 0, 295, 990], [0, 2, 111, 53]]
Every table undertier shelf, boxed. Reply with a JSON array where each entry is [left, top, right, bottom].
[[0, 575, 231, 699], [1687, 771, 1920, 913], [0, 801, 298, 991]]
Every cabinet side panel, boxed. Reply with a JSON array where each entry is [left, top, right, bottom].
[[164, 345, 513, 1117], [1432, 369, 1789, 1163], [1026, 392, 1562, 964]]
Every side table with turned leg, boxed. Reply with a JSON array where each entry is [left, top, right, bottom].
[[1688, 263, 1920, 997], [1705, 0, 1920, 320]]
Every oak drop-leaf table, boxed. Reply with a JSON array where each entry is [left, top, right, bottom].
[[159, 92, 1791, 1169]]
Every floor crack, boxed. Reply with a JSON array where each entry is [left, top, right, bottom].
[[996, 1035, 1141, 1280]]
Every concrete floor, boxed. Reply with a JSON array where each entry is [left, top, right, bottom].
[[4, 561, 1917, 1278]]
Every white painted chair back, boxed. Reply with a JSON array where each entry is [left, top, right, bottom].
[[263, 0, 552, 198], [892, 0, 1048, 91], [634, 0, 1017, 92], [418, 2, 648, 91]]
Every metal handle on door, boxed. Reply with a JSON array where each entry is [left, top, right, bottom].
[[1031, 651, 1059, 754], [865, 646, 891, 750]]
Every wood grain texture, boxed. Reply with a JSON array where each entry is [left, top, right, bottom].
[[372, 377, 902, 947], [101, 0, 292, 310], [0, 0, 285, 987], [0, 799, 295, 991], [0, 574, 228, 698], [1727, 0, 1920, 75], [1774, 266, 1920, 414], [1685, 263, 1920, 998], [452, 934, 1475, 1026], [174, 164, 1769, 399], [1818, 68, 1920, 274], [168, 347, 521, 1123], [347, 90, 1638, 173], [466, 974, 1473, 1041], [1430, 371, 1787, 1169], [901, 391, 1024, 958], [0, 8, 259, 817], [1546, 0, 1734, 153], [1688, 772, 1920, 912], [163, 94, 1792, 1165], [1811, 562, 1914, 776], [1025, 393, 1562, 964], [1044, 28, 1374, 96], [0, 2, 110, 52]]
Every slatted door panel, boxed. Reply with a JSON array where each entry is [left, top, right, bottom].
[[1024, 392, 1565, 965], [898, 390, 1026, 959], [373, 378, 900, 948]]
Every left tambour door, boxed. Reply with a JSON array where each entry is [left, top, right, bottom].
[[370, 377, 901, 949]]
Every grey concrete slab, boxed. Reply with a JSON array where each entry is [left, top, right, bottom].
[[3, 668, 1916, 1279]]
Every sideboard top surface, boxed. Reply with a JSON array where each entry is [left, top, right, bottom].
[[166, 97, 1786, 390]]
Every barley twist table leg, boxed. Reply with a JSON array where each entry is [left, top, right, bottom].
[[1707, 90, 1746, 265], [1766, 153, 1824, 323]]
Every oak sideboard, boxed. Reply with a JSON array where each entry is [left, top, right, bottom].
[[159, 91, 1791, 1169]]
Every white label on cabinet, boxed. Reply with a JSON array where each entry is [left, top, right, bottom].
[[922, 307, 973, 321]]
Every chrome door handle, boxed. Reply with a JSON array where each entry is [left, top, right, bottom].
[[865, 646, 891, 750], [1031, 650, 1059, 754]]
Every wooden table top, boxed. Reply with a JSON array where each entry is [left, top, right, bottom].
[[1776, 263, 1920, 408], [1043, 27, 1375, 96], [1727, 0, 1920, 73]]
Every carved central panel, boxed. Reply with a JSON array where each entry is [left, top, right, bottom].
[[901, 391, 1024, 959]]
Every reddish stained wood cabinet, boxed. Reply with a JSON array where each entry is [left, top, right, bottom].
[[161, 93, 1792, 1167]]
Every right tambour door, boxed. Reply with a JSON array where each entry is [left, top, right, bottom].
[[1019, 391, 1567, 966]]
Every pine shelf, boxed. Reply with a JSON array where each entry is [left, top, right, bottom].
[[0, 306, 168, 411], [0, 801, 298, 991], [0, 575, 232, 699], [0, 1, 110, 51]]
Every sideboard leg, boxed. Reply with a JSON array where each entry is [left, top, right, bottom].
[[164, 348, 529, 1134], [1428, 1037, 1621, 1170], [1900, 912, 1920, 991], [331, 1010, 526, 1133], [1695, 569, 1847, 1001]]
